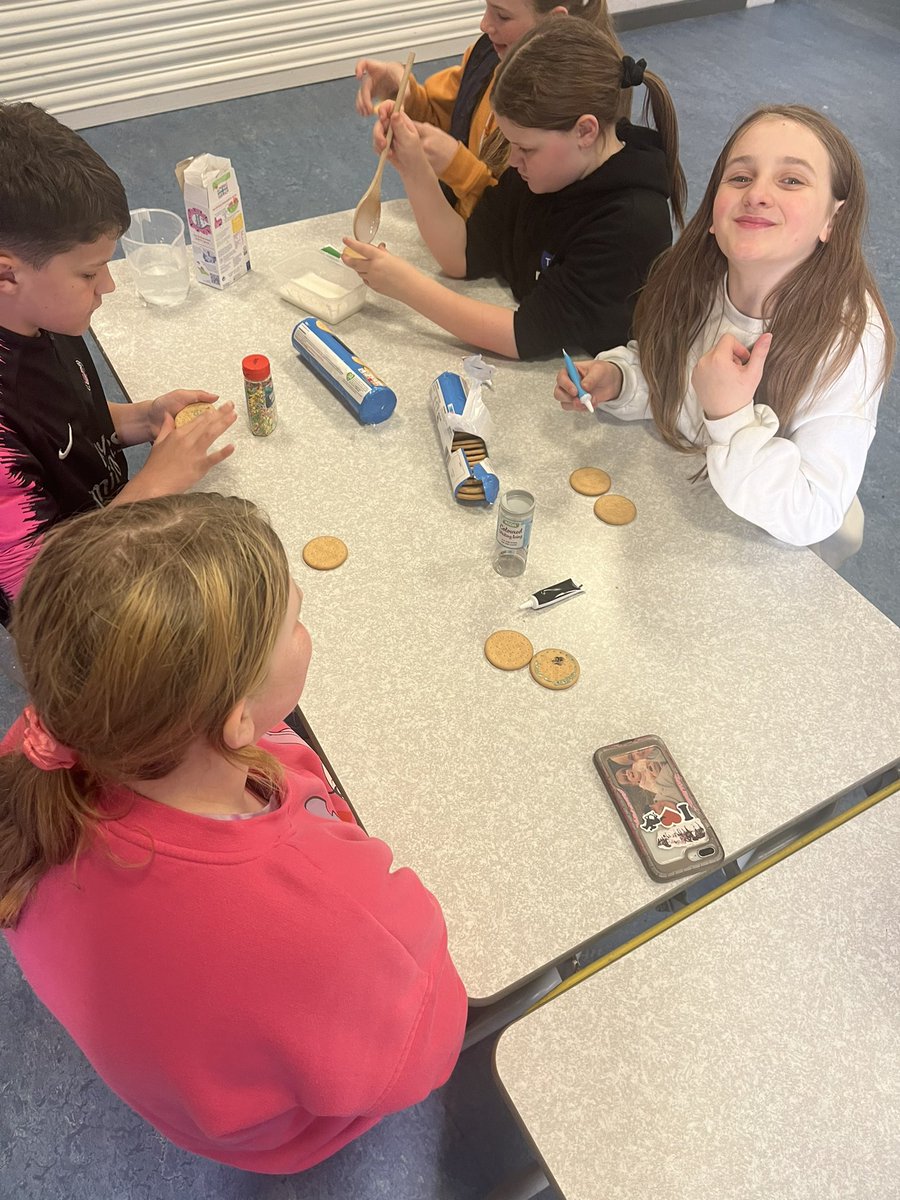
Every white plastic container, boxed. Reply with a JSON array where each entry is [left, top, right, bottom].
[[272, 248, 366, 324]]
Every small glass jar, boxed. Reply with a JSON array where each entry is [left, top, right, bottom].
[[493, 488, 535, 577], [242, 353, 277, 436]]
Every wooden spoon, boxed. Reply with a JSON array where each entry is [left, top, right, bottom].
[[352, 50, 416, 244]]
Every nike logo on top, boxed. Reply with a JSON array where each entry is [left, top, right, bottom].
[[58, 424, 74, 460]]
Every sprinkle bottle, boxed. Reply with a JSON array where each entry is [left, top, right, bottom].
[[242, 354, 277, 436]]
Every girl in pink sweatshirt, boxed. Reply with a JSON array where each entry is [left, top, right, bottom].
[[0, 492, 467, 1173]]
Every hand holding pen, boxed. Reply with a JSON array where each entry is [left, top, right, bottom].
[[561, 350, 594, 412], [556, 355, 624, 413]]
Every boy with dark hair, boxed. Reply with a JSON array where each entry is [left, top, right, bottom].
[[0, 101, 237, 625]]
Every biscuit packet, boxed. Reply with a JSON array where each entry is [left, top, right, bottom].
[[430, 362, 499, 506]]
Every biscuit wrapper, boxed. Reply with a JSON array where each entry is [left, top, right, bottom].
[[292, 318, 396, 424], [430, 371, 499, 505]]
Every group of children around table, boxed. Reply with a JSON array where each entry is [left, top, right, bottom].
[[0, 0, 895, 1180], [346, 1, 893, 565]]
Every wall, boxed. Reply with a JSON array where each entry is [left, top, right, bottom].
[[1, 0, 772, 129]]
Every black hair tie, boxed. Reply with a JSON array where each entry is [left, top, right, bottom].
[[620, 56, 647, 89]]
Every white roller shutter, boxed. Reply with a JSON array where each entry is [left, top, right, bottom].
[[2, 0, 485, 128]]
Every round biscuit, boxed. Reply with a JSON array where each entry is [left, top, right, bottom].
[[485, 630, 534, 671], [569, 467, 611, 496], [593, 494, 637, 525], [530, 647, 580, 691], [302, 536, 348, 570], [175, 402, 213, 428]]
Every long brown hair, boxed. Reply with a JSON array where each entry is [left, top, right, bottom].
[[487, 18, 685, 226], [481, 2, 634, 180], [536, 0, 631, 123], [0, 494, 291, 926], [634, 104, 896, 452]]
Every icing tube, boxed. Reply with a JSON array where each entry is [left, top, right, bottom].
[[562, 349, 594, 412], [519, 578, 584, 611]]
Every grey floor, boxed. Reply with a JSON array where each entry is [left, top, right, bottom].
[[2, 0, 898, 1196]]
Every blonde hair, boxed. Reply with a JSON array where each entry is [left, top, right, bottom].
[[0, 493, 291, 926], [482, 2, 634, 179], [487, 18, 685, 225], [634, 104, 896, 451]]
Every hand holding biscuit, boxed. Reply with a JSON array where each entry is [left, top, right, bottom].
[[116, 401, 237, 503], [147, 389, 219, 440], [554, 360, 623, 411]]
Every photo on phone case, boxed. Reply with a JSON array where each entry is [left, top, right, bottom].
[[594, 735, 723, 881]]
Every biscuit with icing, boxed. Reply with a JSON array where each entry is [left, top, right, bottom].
[[530, 647, 580, 690]]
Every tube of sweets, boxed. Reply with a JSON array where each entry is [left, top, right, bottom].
[[242, 354, 277, 436]]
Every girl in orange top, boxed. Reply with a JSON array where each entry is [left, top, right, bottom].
[[355, 0, 618, 218]]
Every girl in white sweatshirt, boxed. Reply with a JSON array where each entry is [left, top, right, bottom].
[[555, 104, 894, 568]]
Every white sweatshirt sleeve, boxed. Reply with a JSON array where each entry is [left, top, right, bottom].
[[594, 341, 652, 421], [703, 317, 886, 546]]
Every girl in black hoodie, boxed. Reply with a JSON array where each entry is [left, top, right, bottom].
[[342, 18, 685, 361]]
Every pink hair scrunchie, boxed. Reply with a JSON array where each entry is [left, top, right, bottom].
[[21, 706, 79, 771]]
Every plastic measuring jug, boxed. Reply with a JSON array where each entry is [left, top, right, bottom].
[[121, 208, 191, 307]]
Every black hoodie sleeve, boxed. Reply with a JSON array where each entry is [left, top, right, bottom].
[[464, 173, 522, 282]]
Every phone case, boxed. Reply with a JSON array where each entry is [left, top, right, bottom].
[[593, 734, 724, 882]]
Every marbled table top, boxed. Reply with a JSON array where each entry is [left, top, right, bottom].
[[92, 201, 900, 1002]]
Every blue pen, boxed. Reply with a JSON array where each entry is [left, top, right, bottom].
[[562, 349, 593, 411]]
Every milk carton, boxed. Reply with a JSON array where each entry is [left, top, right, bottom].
[[176, 154, 251, 289]]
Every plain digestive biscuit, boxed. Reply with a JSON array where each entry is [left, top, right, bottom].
[[593, 495, 637, 525], [484, 630, 534, 671], [302, 536, 348, 570], [174, 402, 214, 427], [569, 467, 611, 497]]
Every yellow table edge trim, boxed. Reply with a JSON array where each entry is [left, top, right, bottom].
[[527, 777, 900, 1014]]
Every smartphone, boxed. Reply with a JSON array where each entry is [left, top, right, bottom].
[[593, 734, 723, 882]]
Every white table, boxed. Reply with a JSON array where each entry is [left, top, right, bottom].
[[494, 794, 900, 1200], [92, 201, 900, 1004]]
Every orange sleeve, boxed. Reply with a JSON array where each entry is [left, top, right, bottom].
[[439, 84, 500, 218], [402, 49, 470, 131]]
